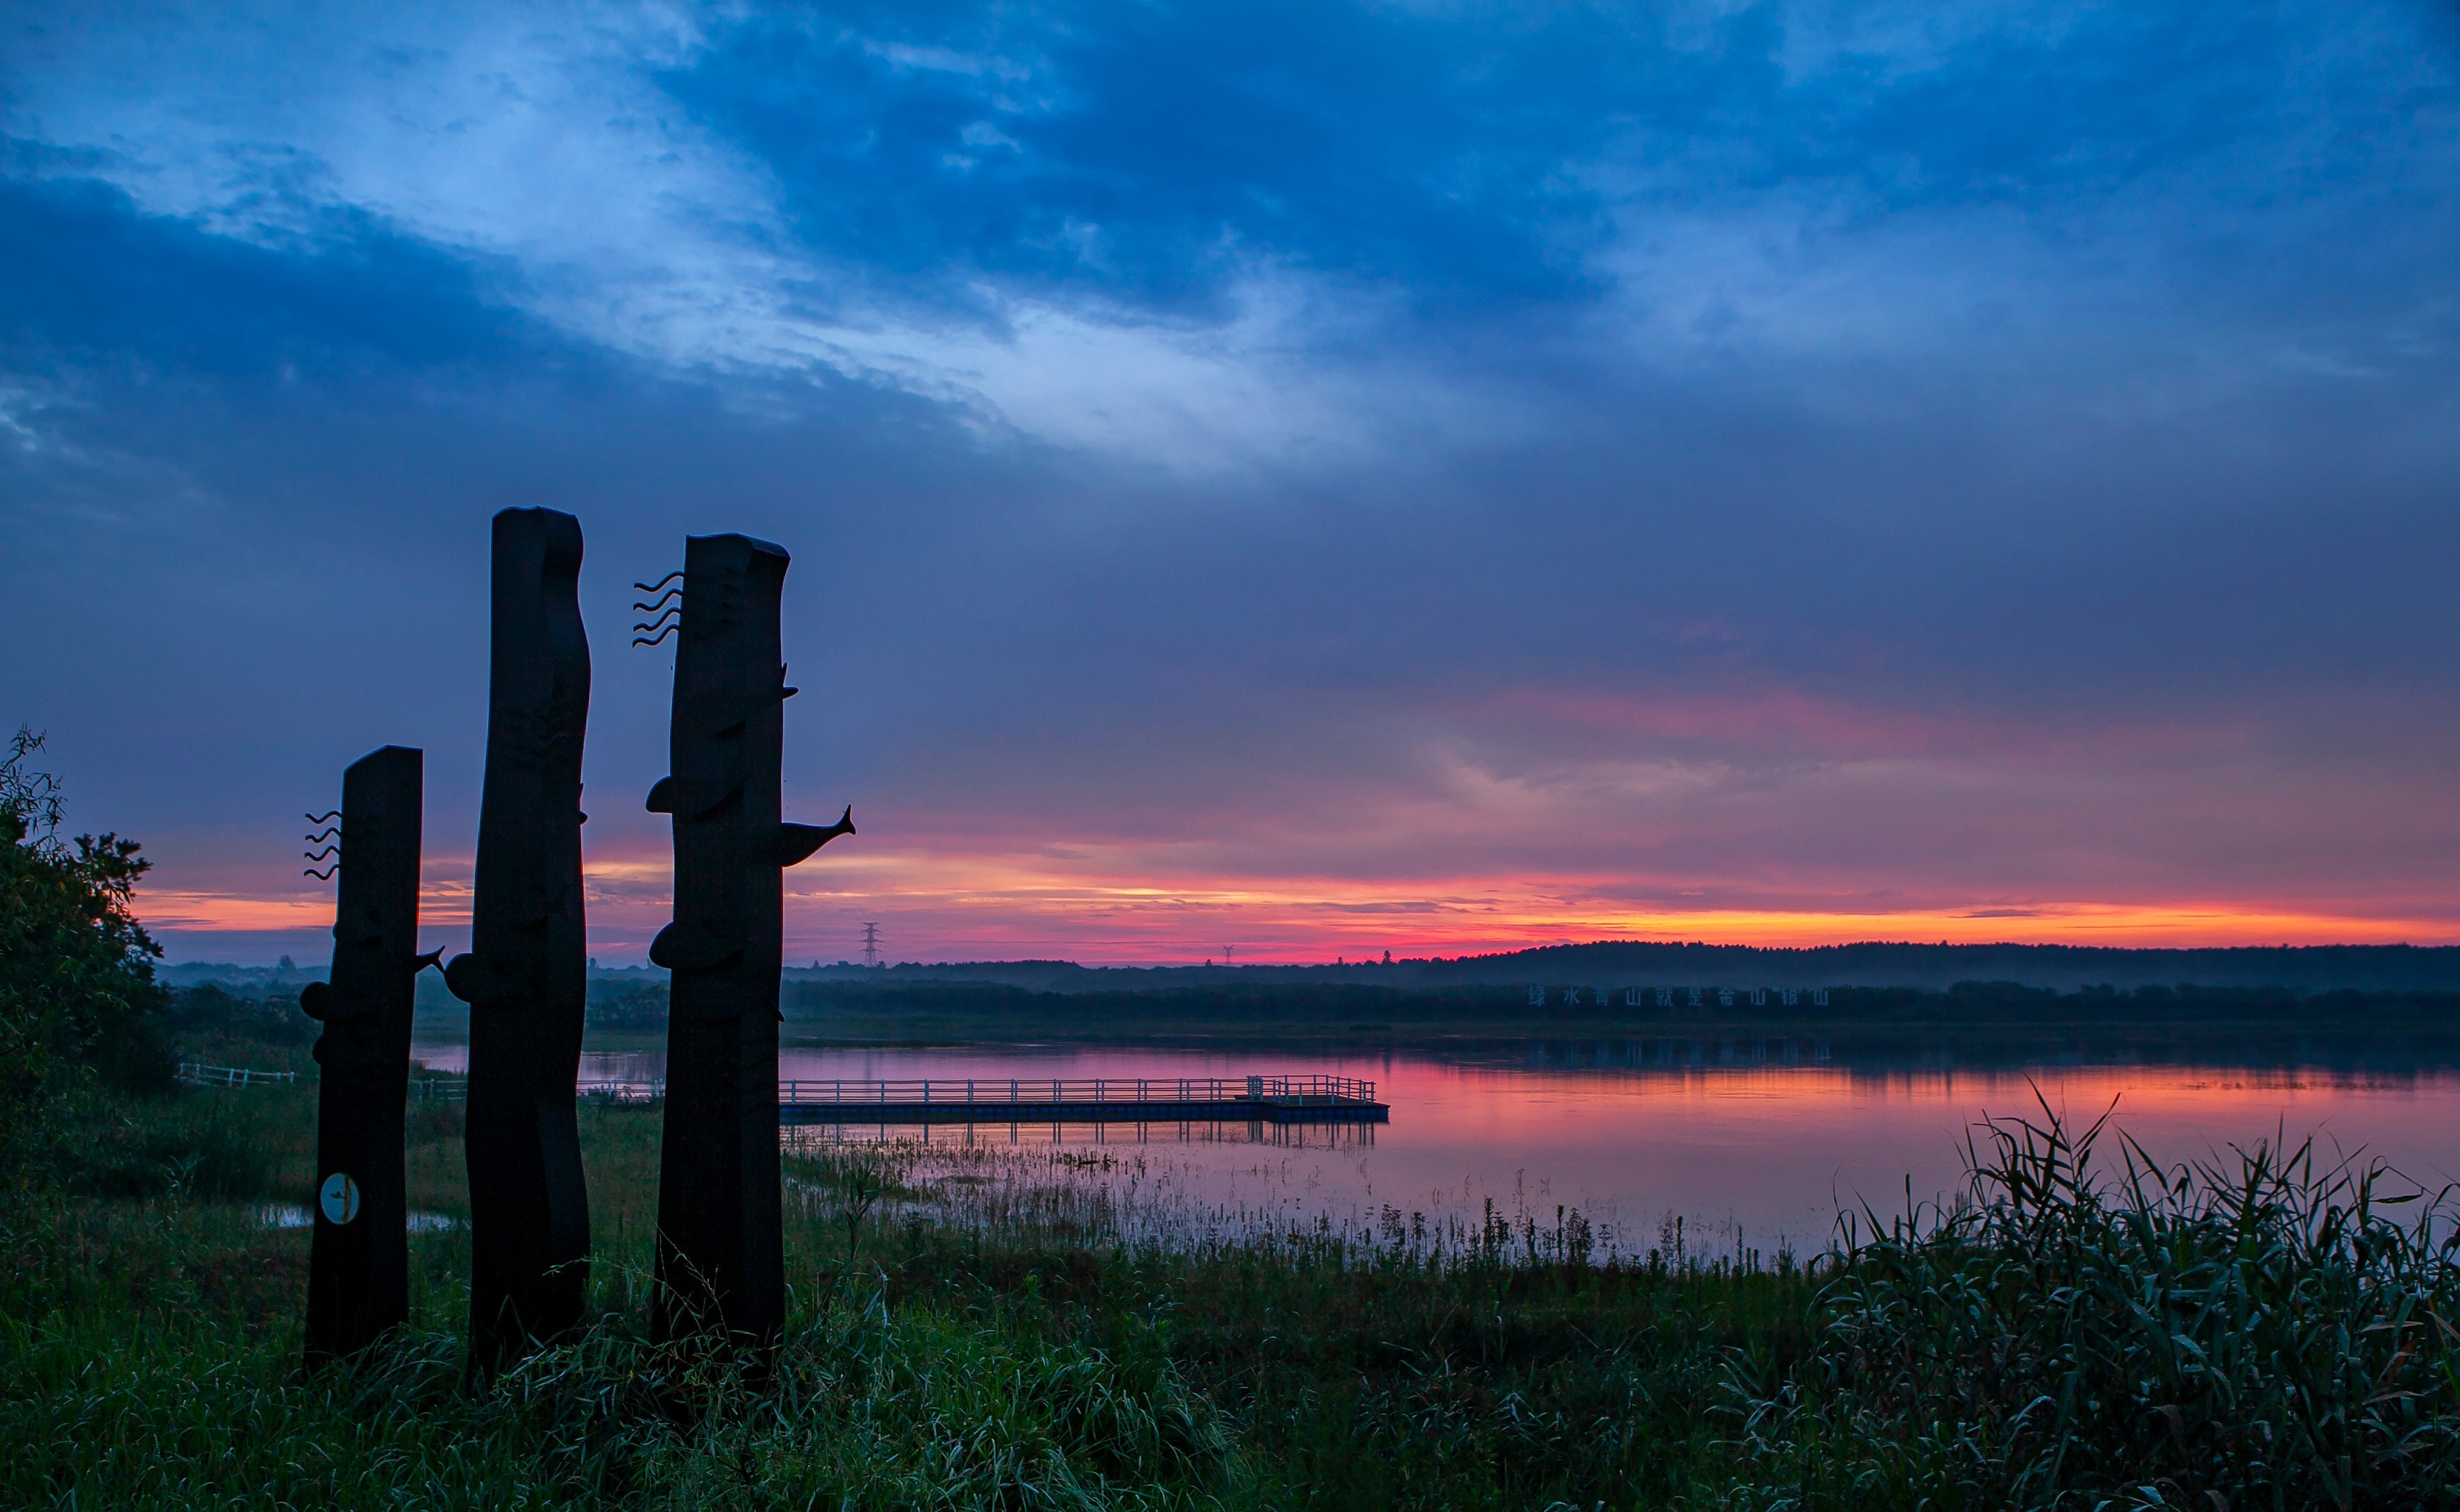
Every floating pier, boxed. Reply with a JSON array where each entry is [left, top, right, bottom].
[[541, 1073, 1387, 1125], [773, 1074, 1387, 1126], [402, 1073, 1389, 1125]]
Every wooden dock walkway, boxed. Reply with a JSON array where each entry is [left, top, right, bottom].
[[196, 1061, 1389, 1125], [383, 1071, 1385, 1125], [769, 1074, 1387, 1126]]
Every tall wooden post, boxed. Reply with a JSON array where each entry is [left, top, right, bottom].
[[446, 507, 592, 1375], [649, 532, 851, 1356], [299, 744, 424, 1366]]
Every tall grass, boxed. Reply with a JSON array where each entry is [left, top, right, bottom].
[[1725, 1099, 2460, 1509], [8, 1077, 2460, 1509], [1, 1275, 1228, 1509], [784, 1139, 1817, 1507], [0, 1170, 1231, 1510]]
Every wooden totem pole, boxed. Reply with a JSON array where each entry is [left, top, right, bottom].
[[299, 744, 428, 1366], [647, 533, 851, 1354], [446, 507, 593, 1373]]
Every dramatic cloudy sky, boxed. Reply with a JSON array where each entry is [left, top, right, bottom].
[[5, 1, 2457, 964]]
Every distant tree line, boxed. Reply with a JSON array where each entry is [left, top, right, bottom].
[[780, 975, 2460, 1029], [585, 979, 668, 1032], [793, 940, 2460, 995], [162, 982, 318, 1045]]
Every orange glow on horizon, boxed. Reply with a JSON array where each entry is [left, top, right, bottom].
[[137, 843, 2460, 962]]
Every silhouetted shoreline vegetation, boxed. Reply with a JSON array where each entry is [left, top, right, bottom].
[[768, 939, 2460, 996], [158, 941, 2460, 1050], [765, 977, 2460, 1051], [153, 973, 2460, 1065]]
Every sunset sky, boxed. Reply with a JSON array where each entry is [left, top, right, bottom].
[[6, 2, 2458, 965]]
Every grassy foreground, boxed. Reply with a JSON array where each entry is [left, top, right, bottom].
[[7, 1064, 2460, 1509]]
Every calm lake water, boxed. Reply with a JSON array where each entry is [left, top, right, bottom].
[[409, 1033, 2460, 1255]]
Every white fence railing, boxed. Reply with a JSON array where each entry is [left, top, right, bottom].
[[177, 1061, 298, 1088]]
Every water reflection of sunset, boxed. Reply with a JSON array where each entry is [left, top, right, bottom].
[[408, 1036, 2460, 1253]]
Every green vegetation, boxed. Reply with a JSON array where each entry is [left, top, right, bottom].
[[10, 1069, 2459, 1509], [1730, 1109, 2460, 1505], [12, 739, 2460, 1506], [588, 978, 673, 1032], [170, 966, 2460, 1053], [1, 726, 175, 1183], [767, 976, 2460, 1053], [782, 939, 2460, 1001]]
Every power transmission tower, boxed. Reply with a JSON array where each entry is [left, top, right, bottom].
[[860, 922, 881, 968]]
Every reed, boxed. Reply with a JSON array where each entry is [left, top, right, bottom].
[[1723, 1097, 2460, 1509], [6, 1078, 2456, 1509]]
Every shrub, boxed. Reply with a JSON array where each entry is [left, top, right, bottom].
[[0, 728, 172, 1132]]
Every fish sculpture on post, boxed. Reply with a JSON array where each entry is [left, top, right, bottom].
[[299, 745, 433, 1367], [446, 507, 593, 1377], [647, 533, 852, 1359]]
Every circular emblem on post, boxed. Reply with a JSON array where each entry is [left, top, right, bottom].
[[318, 1172, 361, 1225]]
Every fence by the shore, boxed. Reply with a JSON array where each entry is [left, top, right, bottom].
[[176, 1060, 298, 1089]]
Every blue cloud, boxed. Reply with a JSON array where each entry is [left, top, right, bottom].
[[657, 1, 2460, 332], [663, 2, 1623, 315], [0, 163, 544, 380], [3, 1, 2459, 960]]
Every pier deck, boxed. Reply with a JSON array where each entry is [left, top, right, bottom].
[[777, 1075, 1387, 1126], [544, 1073, 1389, 1125]]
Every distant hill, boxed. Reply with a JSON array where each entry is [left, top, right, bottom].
[[166, 939, 2460, 1000], [780, 941, 2460, 995]]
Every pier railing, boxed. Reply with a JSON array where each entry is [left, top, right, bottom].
[[776, 1075, 1377, 1108], [235, 1071, 1380, 1120], [397, 1073, 1379, 1111]]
